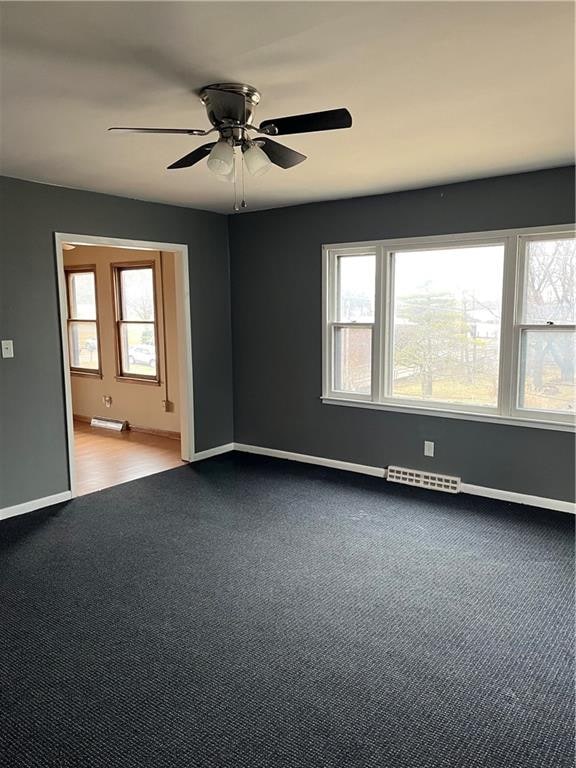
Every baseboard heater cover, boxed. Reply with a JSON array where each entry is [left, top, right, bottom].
[[387, 465, 461, 493], [90, 417, 127, 432]]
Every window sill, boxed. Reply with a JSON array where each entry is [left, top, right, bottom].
[[115, 376, 161, 387], [71, 370, 102, 379], [321, 396, 575, 432]]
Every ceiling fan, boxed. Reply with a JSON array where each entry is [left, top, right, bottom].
[[109, 83, 352, 209]]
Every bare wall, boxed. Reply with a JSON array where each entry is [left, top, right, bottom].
[[228, 167, 576, 502], [0, 177, 233, 508]]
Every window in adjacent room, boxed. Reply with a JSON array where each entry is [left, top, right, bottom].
[[113, 263, 159, 382], [65, 266, 101, 375], [323, 227, 575, 427]]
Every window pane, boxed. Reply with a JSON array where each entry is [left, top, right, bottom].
[[391, 245, 504, 406], [120, 323, 157, 377], [334, 326, 372, 394], [69, 321, 99, 369], [337, 255, 375, 322], [519, 330, 575, 413], [120, 268, 155, 321], [523, 238, 575, 323], [69, 272, 96, 320]]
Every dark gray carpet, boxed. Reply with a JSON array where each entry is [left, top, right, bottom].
[[0, 453, 573, 768]]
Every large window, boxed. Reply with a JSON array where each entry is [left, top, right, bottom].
[[391, 245, 504, 407], [65, 266, 101, 375], [323, 227, 575, 427], [113, 263, 159, 382]]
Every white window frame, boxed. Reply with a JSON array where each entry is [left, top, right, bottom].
[[510, 231, 576, 423], [324, 245, 379, 402], [322, 224, 576, 432]]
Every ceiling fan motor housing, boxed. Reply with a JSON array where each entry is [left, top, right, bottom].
[[199, 83, 261, 143]]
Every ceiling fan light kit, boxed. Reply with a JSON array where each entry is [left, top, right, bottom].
[[243, 142, 272, 178], [214, 163, 235, 184], [206, 138, 234, 176], [109, 82, 352, 210]]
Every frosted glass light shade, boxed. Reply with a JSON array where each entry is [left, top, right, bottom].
[[207, 140, 234, 175], [215, 164, 235, 183], [243, 144, 271, 177]]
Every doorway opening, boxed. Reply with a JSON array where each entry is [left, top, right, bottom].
[[55, 234, 194, 497]]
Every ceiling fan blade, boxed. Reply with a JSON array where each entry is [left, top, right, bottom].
[[108, 127, 207, 135], [259, 108, 352, 136], [167, 143, 216, 169], [257, 138, 306, 169]]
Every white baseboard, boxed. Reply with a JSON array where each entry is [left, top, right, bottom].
[[234, 443, 386, 478], [191, 442, 235, 462], [233, 443, 574, 514], [2, 446, 572, 521], [460, 483, 575, 514], [0, 491, 72, 522]]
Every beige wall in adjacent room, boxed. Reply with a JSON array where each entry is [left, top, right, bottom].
[[64, 246, 180, 434]]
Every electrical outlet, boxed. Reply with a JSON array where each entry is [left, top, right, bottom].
[[1, 340, 14, 358], [424, 440, 435, 457], [162, 399, 173, 412], [103, 395, 112, 408]]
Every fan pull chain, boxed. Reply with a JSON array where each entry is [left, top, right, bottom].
[[241, 151, 247, 209], [233, 148, 240, 212], [240, 93, 248, 209]]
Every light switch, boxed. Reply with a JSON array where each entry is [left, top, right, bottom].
[[1, 340, 14, 359]]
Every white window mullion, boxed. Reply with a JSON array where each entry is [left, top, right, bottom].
[[381, 249, 394, 401], [371, 246, 383, 402], [497, 235, 520, 417], [509, 234, 528, 417]]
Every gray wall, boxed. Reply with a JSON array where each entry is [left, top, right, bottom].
[[229, 167, 576, 502], [2, 168, 574, 509], [0, 177, 233, 507]]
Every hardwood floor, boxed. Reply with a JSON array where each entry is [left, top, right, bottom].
[[73, 420, 184, 496]]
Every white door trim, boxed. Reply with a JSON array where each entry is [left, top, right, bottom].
[[54, 232, 195, 498]]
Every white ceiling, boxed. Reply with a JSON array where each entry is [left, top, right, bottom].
[[1, 1, 574, 213]]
